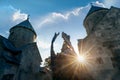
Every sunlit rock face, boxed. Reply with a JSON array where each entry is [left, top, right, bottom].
[[0, 19, 48, 80], [78, 6, 120, 80]]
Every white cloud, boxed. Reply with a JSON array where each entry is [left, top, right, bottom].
[[39, 18, 54, 28], [92, 1, 105, 7], [34, 1, 105, 29], [9, 5, 28, 22], [51, 8, 83, 20], [35, 8, 83, 28], [0, 5, 27, 22], [8, 5, 17, 11], [12, 10, 27, 21], [0, 5, 28, 27], [0, 5, 28, 38], [103, 0, 120, 8], [33, 7, 84, 28]]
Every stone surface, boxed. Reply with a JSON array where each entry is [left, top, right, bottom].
[[78, 6, 120, 80], [50, 32, 95, 80], [0, 19, 47, 80]]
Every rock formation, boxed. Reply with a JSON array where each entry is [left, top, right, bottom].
[[78, 5, 120, 80], [0, 18, 51, 80]]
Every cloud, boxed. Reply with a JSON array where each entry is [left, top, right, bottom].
[[0, 5, 28, 37], [0, 5, 27, 24], [0, 5, 27, 21], [9, 5, 28, 22], [91, 1, 105, 7], [0, 5, 27, 25], [32, 7, 85, 29], [103, 0, 120, 8], [51, 7, 82, 20], [33, 1, 105, 29], [37, 8, 83, 28], [12, 10, 28, 21]]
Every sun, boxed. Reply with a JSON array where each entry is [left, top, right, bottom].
[[77, 55, 86, 63]]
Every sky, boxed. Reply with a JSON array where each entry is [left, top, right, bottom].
[[0, 0, 120, 63]]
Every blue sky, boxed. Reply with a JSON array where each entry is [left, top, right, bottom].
[[1, 0, 99, 15], [0, 0, 120, 63]]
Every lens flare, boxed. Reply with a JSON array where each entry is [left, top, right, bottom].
[[77, 55, 85, 63]]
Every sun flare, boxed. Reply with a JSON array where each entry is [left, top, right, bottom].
[[77, 55, 86, 63]]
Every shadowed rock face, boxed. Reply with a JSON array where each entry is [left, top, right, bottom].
[[50, 32, 94, 80], [52, 54, 95, 80], [0, 19, 43, 80], [8, 19, 36, 48]]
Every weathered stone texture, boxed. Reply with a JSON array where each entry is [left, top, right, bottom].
[[78, 6, 120, 80], [19, 43, 42, 73], [8, 27, 36, 48], [84, 10, 108, 34], [0, 19, 46, 80]]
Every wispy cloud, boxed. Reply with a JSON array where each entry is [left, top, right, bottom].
[[91, 1, 105, 7], [10, 5, 28, 23], [0, 5, 28, 26], [103, 0, 120, 8], [33, 1, 105, 29], [36, 7, 84, 28], [0, 5, 28, 37], [0, 5, 27, 21], [12, 10, 27, 21]]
